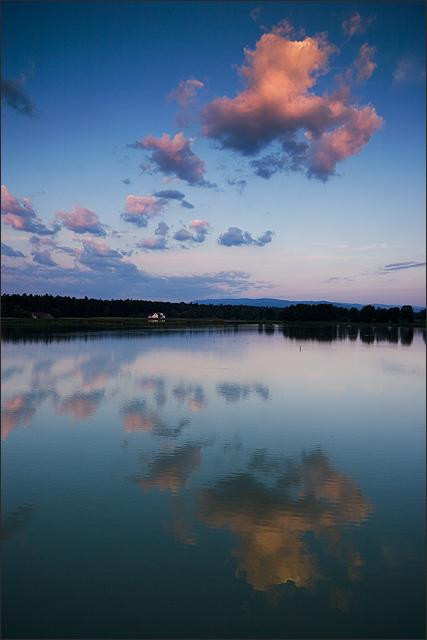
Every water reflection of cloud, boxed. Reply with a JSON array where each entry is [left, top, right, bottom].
[[216, 382, 270, 403], [130, 443, 203, 495], [122, 400, 190, 437], [138, 377, 167, 408], [56, 390, 105, 421], [1, 366, 23, 382], [173, 384, 206, 411], [197, 451, 372, 592], [1, 504, 35, 541], [1, 390, 50, 439]]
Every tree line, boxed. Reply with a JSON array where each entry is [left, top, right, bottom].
[[1, 293, 425, 325]]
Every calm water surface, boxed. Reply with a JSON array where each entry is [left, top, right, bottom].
[[1, 325, 425, 638]]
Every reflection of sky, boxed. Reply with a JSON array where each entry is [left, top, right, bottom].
[[1, 328, 425, 636], [1, 327, 425, 440]]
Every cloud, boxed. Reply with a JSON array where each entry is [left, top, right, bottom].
[[56, 206, 107, 236], [354, 43, 377, 83], [154, 189, 194, 209], [168, 78, 205, 126], [80, 240, 122, 259], [251, 153, 288, 178], [342, 13, 374, 38], [227, 178, 247, 193], [1, 185, 59, 235], [1, 242, 24, 258], [218, 226, 274, 247], [250, 6, 262, 22], [167, 78, 204, 108], [138, 236, 169, 251], [31, 249, 57, 267], [154, 189, 185, 200], [121, 194, 167, 227], [393, 57, 426, 85], [131, 132, 214, 186], [2, 259, 263, 301], [173, 228, 193, 242], [173, 219, 210, 244], [1, 77, 36, 116], [202, 29, 382, 179], [155, 221, 170, 236], [180, 200, 194, 209], [29, 234, 76, 256], [307, 107, 382, 180], [122, 178, 131, 185], [382, 261, 426, 272]]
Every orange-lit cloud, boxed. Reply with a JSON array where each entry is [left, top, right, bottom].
[[202, 29, 382, 179], [56, 206, 106, 236], [1, 185, 58, 235], [130, 132, 213, 186], [121, 194, 167, 228]]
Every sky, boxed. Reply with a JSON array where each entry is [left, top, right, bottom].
[[1, 0, 426, 305]]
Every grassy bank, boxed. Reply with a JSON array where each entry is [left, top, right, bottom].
[[1, 316, 425, 334]]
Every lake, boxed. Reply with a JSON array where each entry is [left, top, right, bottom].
[[1, 325, 425, 638]]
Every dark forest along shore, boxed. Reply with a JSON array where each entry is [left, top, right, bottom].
[[2, 326, 425, 638]]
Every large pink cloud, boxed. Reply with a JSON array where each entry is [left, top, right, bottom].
[[130, 132, 213, 186], [56, 206, 106, 236], [121, 194, 167, 227], [202, 30, 382, 179], [1, 185, 58, 235]]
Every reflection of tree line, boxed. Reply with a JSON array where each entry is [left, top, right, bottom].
[[3, 325, 425, 345], [131, 445, 373, 593], [273, 323, 418, 345]]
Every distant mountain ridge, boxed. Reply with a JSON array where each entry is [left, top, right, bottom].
[[193, 298, 425, 311]]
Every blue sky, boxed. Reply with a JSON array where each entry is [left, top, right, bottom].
[[1, 1, 425, 304]]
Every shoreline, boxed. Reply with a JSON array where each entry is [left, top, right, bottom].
[[1, 316, 425, 334]]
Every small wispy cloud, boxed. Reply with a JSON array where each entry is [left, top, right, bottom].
[[1, 242, 25, 258], [250, 6, 262, 22], [1, 77, 37, 116], [382, 261, 425, 272], [154, 189, 194, 209], [342, 12, 375, 38], [393, 56, 426, 85]]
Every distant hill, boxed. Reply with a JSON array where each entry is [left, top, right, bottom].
[[193, 298, 425, 311]]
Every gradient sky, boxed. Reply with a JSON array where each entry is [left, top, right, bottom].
[[1, 1, 425, 305]]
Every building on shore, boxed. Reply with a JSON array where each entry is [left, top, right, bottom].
[[148, 312, 166, 321]]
